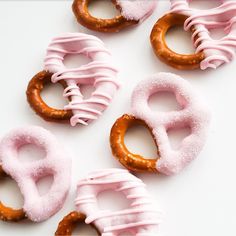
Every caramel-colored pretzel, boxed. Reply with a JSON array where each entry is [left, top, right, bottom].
[[55, 211, 100, 236], [72, 0, 137, 32], [26, 71, 72, 122], [150, 13, 205, 70], [0, 165, 26, 222], [110, 114, 158, 173]]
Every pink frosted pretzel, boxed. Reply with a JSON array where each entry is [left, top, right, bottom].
[[110, 73, 210, 175], [44, 33, 119, 126], [75, 168, 162, 235], [151, 0, 236, 70], [72, 0, 157, 32], [0, 126, 71, 222]]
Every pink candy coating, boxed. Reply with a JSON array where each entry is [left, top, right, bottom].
[[75, 168, 162, 235], [131, 73, 210, 175], [116, 0, 157, 21], [0, 126, 71, 222], [44, 33, 119, 126], [170, 0, 236, 69]]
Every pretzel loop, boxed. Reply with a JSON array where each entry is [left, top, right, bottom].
[[0, 165, 26, 222]]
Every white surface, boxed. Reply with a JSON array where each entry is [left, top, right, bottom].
[[0, 0, 235, 235]]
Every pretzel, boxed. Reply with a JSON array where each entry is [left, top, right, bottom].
[[26, 70, 72, 122], [0, 126, 71, 222], [72, 0, 157, 32], [75, 168, 162, 235], [27, 33, 119, 126], [110, 73, 210, 175], [55, 211, 100, 236], [151, 0, 236, 70], [0, 165, 26, 222]]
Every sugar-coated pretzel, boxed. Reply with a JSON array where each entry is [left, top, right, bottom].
[[42, 33, 119, 126], [151, 0, 236, 70], [0, 126, 71, 222], [110, 73, 210, 175], [72, 0, 157, 32], [0, 165, 26, 222], [75, 168, 162, 235], [55, 211, 100, 236], [26, 70, 72, 122]]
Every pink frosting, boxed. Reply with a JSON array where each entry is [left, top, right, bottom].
[[169, 0, 236, 70], [44, 33, 119, 126], [131, 73, 210, 175], [0, 126, 71, 222], [116, 0, 157, 21], [75, 169, 162, 235]]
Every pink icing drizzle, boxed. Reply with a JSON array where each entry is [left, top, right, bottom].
[[75, 169, 162, 235], [170, 0, 236, 69], [44, 33, 119, 126]]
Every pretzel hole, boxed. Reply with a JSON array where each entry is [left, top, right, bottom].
[[36, 175, 53, 196], [41, 82, 67, 109], [88, 0, 120, 19], [168, 126, 191, 150], [72, 223, 98, 236], [98, 190, 131, 212], [18, 144, 46, 163], [0, 177, 24, 209], [64, 54, 91, 69], [125, 124, 158, 160], [149, 91, 182, 112], [166, 26, 195, 54], [189, 0, 221, 10], [80, 84, 96, 99]]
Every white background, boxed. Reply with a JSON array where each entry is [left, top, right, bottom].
[[0, 0, 235, 235]]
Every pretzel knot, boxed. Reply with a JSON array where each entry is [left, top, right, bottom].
[[72, 0, 157, 32], [75, 169, 162, 235], [151, 0, 236, 70], [0, 126, 71, 222], [110, 73, 211, 175], [27, 33, 119, 126]]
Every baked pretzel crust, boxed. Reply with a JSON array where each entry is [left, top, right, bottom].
[[26, 71, 72, 122], [72, 0, 138, 32], [150, 13, 205, 70], [55, 211, 100, 236], [0, 165, 26, 222], [110, 114, 158, 172]]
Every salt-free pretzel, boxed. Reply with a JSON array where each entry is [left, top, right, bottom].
[[75, 168, 162, 235], [26, 70, 72, 122], [110, 73, 210, 175], [27, 33, 119, 126], [0, 126, 71, 222], [72, 0, 157, 32], [151, 0, 236, 70], [55, 211, 100, 236], [0, 165, 26, 222]]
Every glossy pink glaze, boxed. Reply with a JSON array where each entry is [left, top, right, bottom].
[[170, 0, 236, 69], [131, 73, 210, 175], [0, 126, 71, 222], [44, 33, 119, 126], [116, 0, 157, 21], [75, 169, 162, 235]]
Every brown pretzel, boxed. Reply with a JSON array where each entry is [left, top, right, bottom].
[[55, 211, 100, 236], [26, 71, 72, 123], [110, 114, 158, 173], [0, 165, 26, 222], [150, 13, 205, 70], [72, 0, 138, 32]]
